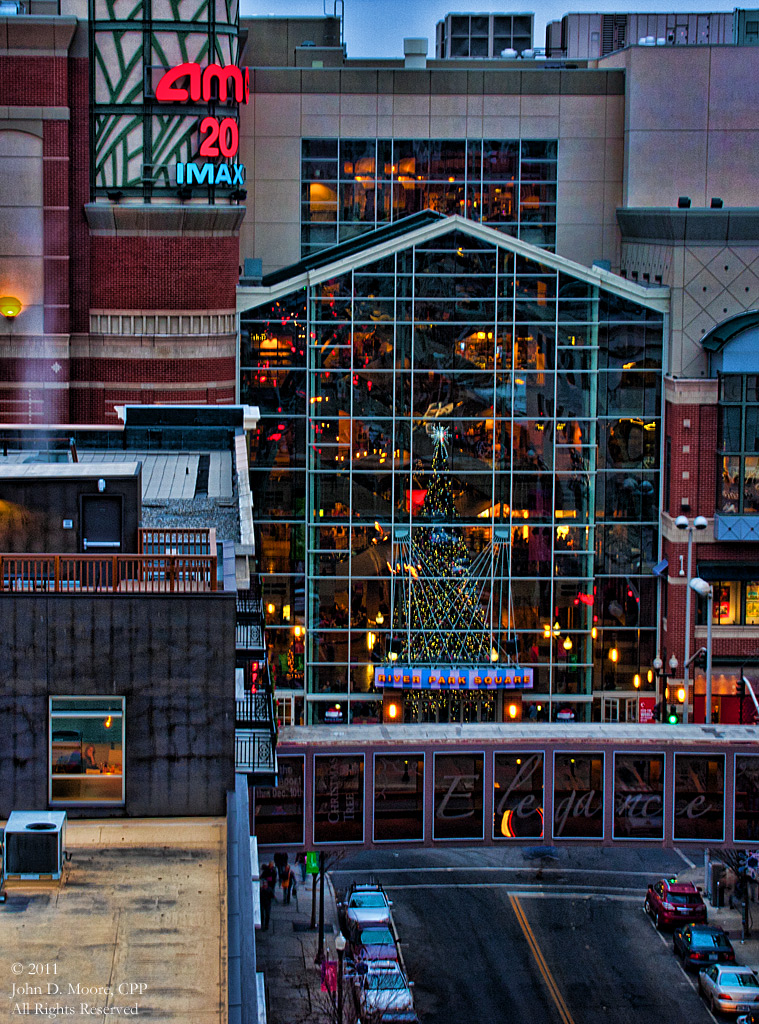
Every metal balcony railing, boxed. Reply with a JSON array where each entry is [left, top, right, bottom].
[[236, 691, 275, 728], [138, 527, 216, 556], [235, 729, 276, 775], [0, 553, 218, 594]]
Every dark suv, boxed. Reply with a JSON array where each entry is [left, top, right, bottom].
[[645, 878, 707, 929], [674, 924, 735, 970]]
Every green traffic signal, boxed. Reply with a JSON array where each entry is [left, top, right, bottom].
[[667, 708, 679, 724]]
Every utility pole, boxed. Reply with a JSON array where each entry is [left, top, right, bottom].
[[315, 851, 326, 963]]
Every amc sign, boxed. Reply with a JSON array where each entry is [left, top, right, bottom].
[[154, 62, 247, 188]]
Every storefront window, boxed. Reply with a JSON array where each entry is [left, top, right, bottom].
[[433, 752, 484, 840], [613, 753, 664, 840], [734, 755, 759, 842], [493, 752, 544, 839], [313, 754, 365, 844], [49, 697, 124, 805], [553, 753, 604, 839], [673, 754, 725, 842], [254, 756, 305, 846], [373, 754, 425, 841]]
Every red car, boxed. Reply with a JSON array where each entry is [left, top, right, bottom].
[[644, 878, 707, 929]]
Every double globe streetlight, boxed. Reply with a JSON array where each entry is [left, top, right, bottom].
[[675, 514, 708, 725]]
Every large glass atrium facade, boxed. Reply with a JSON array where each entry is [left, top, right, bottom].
[[241, 217, 666, 725]]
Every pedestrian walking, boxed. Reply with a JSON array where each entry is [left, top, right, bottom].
[[274, 850, 289, 885], [281, 863, 296, 904], [261, 861, 277, 893], [260, 879, 273, 930], [296, 851, 307, 884]]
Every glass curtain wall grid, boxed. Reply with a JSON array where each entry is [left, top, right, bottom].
[[301, 139, 557, 257], [90, 0, 240, 199], [240, 224, 663, 725], [717, 373, 759, 515]]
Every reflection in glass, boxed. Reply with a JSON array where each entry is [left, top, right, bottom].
[[493, 752, 544, 839], [374, 754, 425, 841], [735, 755, 759, 842], [553, 753, 604, 838], [433, 753, 484, 840], [613, 754, 664, 839], [673, 754, 725, 842], [254, 756, 305, 846], [314, 755, 365, 843]]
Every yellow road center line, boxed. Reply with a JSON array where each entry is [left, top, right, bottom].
[[508, 893, 576, 1024]]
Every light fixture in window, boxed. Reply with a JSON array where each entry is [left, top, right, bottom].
[[97, 478, 106, 492], [104, 716, 112, 729]]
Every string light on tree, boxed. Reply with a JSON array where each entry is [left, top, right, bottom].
[[391, 426, 496, 665]]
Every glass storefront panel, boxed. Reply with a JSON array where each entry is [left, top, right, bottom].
[[735, 755, 759, 842], [613, 753, 664, 840], [553, 753, 604, 839], [493, 752, 544, 839], [50, 698, 124, 805], [433, 752, 485, 839], [673, 754, 725, 842], [373, 754, 425, 841], [254, 755, 305, 846], [313, 754, 365, 843]]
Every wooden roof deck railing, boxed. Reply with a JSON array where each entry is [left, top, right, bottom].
[[0, 553, 219, 594]]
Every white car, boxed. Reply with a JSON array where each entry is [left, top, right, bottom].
[[354, 959, 415, 1021], [699, 964, 759, 1016], [342, 885, 394, 930]]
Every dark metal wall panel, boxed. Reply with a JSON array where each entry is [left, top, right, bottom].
[[0, 593, 236, 818]]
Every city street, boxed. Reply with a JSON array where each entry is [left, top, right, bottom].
[[331, 848, 720, 1024]]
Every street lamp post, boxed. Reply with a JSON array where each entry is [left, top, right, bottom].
[[675, 514, 708, 725], [690, 577, 714, 724], [652, 654, 679, 720], [335, 931, 346, 1024]]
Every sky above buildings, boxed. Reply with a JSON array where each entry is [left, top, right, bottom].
[[242, 0, 734, 57]]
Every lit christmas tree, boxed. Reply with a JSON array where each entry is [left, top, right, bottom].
[[391, 425, 497, 664]]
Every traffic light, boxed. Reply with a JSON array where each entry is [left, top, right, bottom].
[[694, 649, 707, 670], [667, 706, 680, 724], [738, 678, 747, 701], [654, 701, 664, 722]]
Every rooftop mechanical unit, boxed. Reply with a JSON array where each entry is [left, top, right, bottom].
[[2, 811, 67, 881]]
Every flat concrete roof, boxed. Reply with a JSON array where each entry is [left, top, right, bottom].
[[0, 818, 227, 1024]]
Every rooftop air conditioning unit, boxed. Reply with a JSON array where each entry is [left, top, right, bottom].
[[2, 811, 67, 881]]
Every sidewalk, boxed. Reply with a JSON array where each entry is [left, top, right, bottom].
[[256, 872, 342, 1024], [677, 865, 759, 967]]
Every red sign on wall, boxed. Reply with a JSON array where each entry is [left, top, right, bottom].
[[638, 697, 656, 724]]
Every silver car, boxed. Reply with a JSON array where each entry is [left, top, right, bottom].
[[342, 887, 394, 930], [699, 964, 759, 1015], [354, 959, 414, 1021]]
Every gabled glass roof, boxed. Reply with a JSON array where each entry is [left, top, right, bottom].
[[261, 211, 444, 287], [240, 213, 668, 315]]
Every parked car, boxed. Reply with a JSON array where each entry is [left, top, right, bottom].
[[673, 924, 735, 970], [340, 883, 394, 930], [353, 959, 414, 1022], [351, 926, 398, 962], [644, 878, 707, 929], [699, 965, 759, 1016]]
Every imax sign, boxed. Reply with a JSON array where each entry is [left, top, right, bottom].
[[176, 162, 246, 186]]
